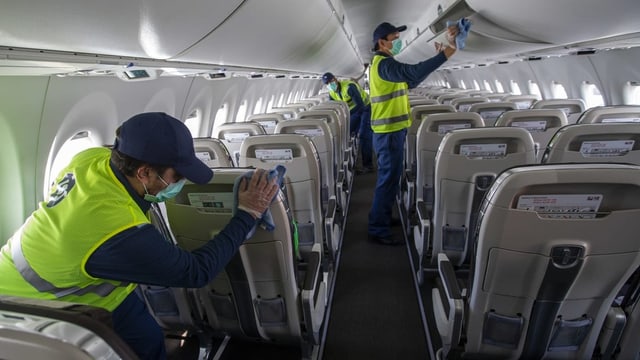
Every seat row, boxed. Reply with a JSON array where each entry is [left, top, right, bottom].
[[137, 99, 358, 357]]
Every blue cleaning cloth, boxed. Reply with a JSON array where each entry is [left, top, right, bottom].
[[446, 18, 471, 50], [233, 165, 286, 239]]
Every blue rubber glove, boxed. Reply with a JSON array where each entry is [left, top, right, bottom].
[[446, 18, 471, 50]]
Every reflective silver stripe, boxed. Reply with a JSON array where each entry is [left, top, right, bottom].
[[371, 114, 410, 126], [370, 89, 408, 103], [10, 226, 127, 298]]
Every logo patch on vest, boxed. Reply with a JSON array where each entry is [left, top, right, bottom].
[[47, 173, 76, 208]]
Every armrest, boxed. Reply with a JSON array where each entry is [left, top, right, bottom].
[[433, 253, 463, 357], [598, 306, 626, 358], [301, 245, 327, 344], [324, 197, 340, 261], [413, 200, 431, 261]]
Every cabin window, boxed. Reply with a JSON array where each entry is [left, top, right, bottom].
[[213, 103, 229, 131], [184, 109, 201, 137], [528, 81, 542, 99], [483, 80, 493, 92], [445, 81, 451, 88], [551, 81, 568, 99], [623, 81, 640, 105], [266, 95, 275, 112], [253, 97, 264, 114], [510, 81, 522, 95], [459, 80, 467, 89], [581, 82, 605, 108], [495, 80, 504, 93], [278, 93, 285, 107], [47, 131, 97, 194], [473, 80, 481, 91], [236, 100, 248, 122]]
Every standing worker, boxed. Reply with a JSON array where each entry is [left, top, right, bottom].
[[367, 21, 464, 245], [322, 72, 374, 172], [0, 112, 279, 359]]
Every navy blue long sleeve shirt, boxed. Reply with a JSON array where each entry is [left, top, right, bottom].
[[85, 161, 256, 288], [375, 51, 448, 89]]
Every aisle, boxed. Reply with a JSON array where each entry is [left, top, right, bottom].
[[321, 170, 429, 359]]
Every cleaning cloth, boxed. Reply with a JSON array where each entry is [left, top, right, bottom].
[[233, 165, 286, 239], [446, 17, 471, 50]]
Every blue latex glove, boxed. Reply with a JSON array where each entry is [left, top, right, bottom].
[[233, 165, 286, 239], [446, 18, 471, 50]]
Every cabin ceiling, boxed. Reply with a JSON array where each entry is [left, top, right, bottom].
[[1, 0, 639, 78]]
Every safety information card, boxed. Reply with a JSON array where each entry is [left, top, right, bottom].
[[511, 120, 547, 132], [187, 192, 234, 213], [516, 194, 602, 219], [224, 132, 250, 143], [295, 128, 325, 137], [256, 148, 293, 162], [438, 123, 471, 135], [580, 140, 634, 157], [460, 143, 507, 158]]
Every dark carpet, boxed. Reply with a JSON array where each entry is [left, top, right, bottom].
[[321, 170, 429, 360]]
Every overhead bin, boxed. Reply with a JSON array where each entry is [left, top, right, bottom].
[[174, 0, 364, 77], [399, 0, 640, 68], [0, 0, 245, 59]]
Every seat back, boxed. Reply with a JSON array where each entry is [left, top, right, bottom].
[[495, 109, 568, 161], [406, 104, 457, 174], [274, 119, 336, 210], [193, 137, 234, 168], [0, 296, 138, 360], [239, 134, 324, 254], [431, 127, 536, 266], [246, 113, 287, 134], [415, 113, 485, 210], [270, 107, 299, 120], [164, 168, 325, 347], [437, 93, 467, 105], [212, 122, 266, 166], [543, 123, 640, 165], [502, 95, 539, 109], [468, 101, 518, 126], [299, 108, 350, 182], [485, 93, 511, 102], [410, 98, 439, 107], [464, 163, 640, 359], [577, 105, 640, 124], [450, 97, 490, 112], [531, 99, 586, 124]]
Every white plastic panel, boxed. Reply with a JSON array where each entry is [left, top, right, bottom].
[[0, 0, 244, 59], [175, 0, 363, 76], [466, 0, 640, 45]]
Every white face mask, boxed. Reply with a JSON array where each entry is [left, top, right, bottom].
[[328, 82, 338, 92]]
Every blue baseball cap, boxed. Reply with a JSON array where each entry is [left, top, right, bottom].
[[114, 112, 213, 184], [321, 72, 335, 84], [372, 22, 407, 50]]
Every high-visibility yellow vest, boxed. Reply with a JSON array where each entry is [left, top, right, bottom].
[[369, 54, 412, 133], [329, 80, 371, 110], [0, 147, 145, 311]]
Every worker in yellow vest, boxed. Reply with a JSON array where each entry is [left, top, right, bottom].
[[322, 72, 374, 172], [0, 112, 279, 359], [367, 21, 463, 245]]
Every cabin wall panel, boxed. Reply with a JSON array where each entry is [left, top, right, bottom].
[[589, 47, 640, 105], [0, 77, 49, 243], [527, 56, 600, 102], [37, 76, 192, 203]]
